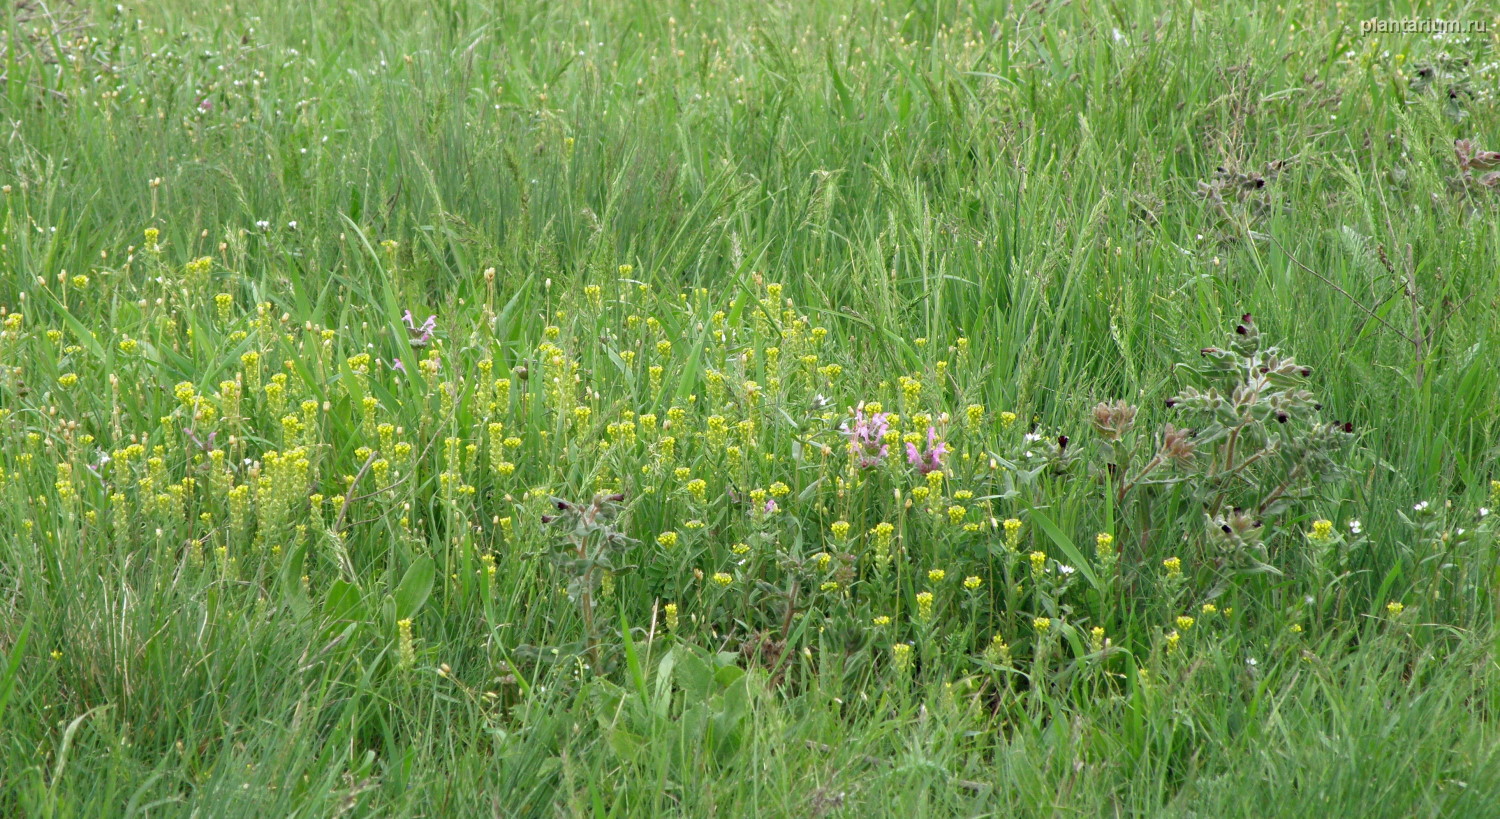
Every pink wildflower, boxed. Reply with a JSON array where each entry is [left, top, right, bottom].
[[842, 406, 890, 468], [906, 426, 948, 475], [402, 310, 437, 346]]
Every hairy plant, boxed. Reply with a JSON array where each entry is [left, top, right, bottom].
[[1095, 314, 1356, 574], [542, 492, 633, 668], [1195, 160, 1287, 226], [1451, 138, 1500, 193], [1409, 54, 1480, 121]]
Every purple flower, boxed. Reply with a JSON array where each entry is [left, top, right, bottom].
[[763, 498, 778, 515], [842, 406, 890, 468], [906, 426, 948, 475], [402, 310, 437, 346], [185, 428, 218, 452], [388, 358, 406, 373]]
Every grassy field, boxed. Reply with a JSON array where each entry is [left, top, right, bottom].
[[3, 0, 1500, 815]]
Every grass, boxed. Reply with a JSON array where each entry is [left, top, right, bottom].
[[3, 0, 1500, 815]]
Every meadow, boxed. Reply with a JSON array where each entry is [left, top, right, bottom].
[[3, 0, 1500, 815]]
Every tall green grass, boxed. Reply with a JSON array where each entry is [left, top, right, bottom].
[[2, 0, 1499, 815]]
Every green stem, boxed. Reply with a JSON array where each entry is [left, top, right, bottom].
[[1117, 455, 1164, 504]]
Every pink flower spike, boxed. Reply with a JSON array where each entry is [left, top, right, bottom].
[[906, 426, 947, 475], [402, 310, 437, 345], [844, 406, 893, 469]]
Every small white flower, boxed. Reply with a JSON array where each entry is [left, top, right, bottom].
[[1480, 508, 1490, 518], [1414, 501, 1429, 512], [1057, 564, 1076, 575], [1246, 657, 1258, 667], [255, 220, 270, 230], [1348, 519, 1363, 534], [287, 220, 298, 230]]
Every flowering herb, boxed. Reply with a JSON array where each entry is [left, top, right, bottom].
[[402, 310, 437, 347], [906, 426, 947, 475], [843, 406, 890, 469], [1092, 313, 1354, 575]]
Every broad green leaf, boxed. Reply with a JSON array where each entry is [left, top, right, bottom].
[[393, 556, 436, 621]]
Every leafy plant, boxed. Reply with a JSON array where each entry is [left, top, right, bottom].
[[592, 641, 751, 771], [543, 492, 634, 669], [1095, 314, 1355, 574]]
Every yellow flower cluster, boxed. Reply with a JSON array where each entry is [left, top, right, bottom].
[[1003, 518, 1023, 551], [1307, 519, 1334, 543], [915, 591, 934, 621]]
